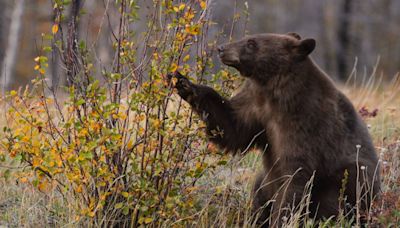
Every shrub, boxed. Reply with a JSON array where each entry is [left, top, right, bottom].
[[1, 0, 238, 226]]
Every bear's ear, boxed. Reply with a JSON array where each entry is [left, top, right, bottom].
[[287, 32, 301, 40], [295, 38, 316, 59]]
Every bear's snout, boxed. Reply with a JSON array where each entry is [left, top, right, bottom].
[[217, 44, 240, 67], [217, 45, 224, 54], [217, 44, 226, 58]]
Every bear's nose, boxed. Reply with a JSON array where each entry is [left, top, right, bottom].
[[217, 45, 224, 53]]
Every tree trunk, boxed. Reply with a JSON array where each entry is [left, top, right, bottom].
[[0, 0, 25, 90], [64, 0, 82, 88], [337, 0, 353, 82], [0, 1, 6, 71]]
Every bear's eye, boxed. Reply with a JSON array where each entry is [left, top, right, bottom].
[[246, 39, 257, 50]]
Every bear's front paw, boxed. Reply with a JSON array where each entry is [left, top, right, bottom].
[[167, 71, 196, 101]]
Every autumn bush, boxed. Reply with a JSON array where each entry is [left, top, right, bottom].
[[0, 0, 239, 226]]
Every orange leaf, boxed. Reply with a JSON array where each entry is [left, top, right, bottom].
[[200, 1, 206, 10], [52, 24, 59, 34]]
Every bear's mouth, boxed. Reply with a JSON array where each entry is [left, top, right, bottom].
[[219, 54, 240, 68], [219, 55, 252, 77], [221, 59, 240, 67]]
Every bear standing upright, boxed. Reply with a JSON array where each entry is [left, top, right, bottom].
[[169, 33, 380, 227]]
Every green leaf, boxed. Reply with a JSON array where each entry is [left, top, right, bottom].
[[144, 217, 153, 224], [2, 169, 11, 180], [217, 160, 228, 165], [114, 203, 123, 209], [14, 154, 23, 162], [121, 192, 129, 198], [111, 73, 122, 80], [82, 152, 93, 160], [122, 206, 129, 215], [43, 46, 52, 52], [76, 99, 85, 106]]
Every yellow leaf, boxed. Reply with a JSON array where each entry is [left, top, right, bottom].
[[32, 140, 40, 148], [32, 157, 42, 167], [52, 24, 59, 34], [118, 112, 127, 120], [34, 56, 40, 62], [10, 90, 17, 96], [144, 217, 153, 224], [153, 119, 161, 129], [195, 162, 202, 169], [127, 139, 134, 149], [38, 181, 49, 192], [21, 136, 30, 143], [34, 65, 40, 70], [88, 211, 95, 217], [200, 1, 207, 10], [75, 185, 83, 193], [178, 3, 185, 11], [56, 159, 62, 167], [176, 32, 184, 41], [169, 63, 178, 72], [185, 11, 195, 20], [19, 177, 28, 183], [183, 55, 190, 62], [173, 3, 185, 12], [153, 52, 159, 60], [185, 25, 200, 35], [121, 191, 129, 198], [115, 203, 123, 209], [79, 128, 88, 137]]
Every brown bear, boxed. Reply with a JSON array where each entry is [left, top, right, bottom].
[[169, 33, 380, 227]]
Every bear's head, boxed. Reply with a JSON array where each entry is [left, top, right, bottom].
[[217, 33, 316, 80]]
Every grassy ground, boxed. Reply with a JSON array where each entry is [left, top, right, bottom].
[[1, 78, 399, 227]]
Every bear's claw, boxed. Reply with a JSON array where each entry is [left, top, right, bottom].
[[168, 71, 195, 101]]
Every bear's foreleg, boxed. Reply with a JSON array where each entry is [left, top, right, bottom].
[[169, 71, 266, 153]]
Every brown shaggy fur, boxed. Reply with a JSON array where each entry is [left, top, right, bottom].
[[169, 33, 380, 227]]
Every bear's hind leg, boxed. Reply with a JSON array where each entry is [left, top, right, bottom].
[[311, 184, 340, 222], [252, 171, 273, 227]]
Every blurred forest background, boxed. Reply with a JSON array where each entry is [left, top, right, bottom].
[[0, 0, 400, 90]]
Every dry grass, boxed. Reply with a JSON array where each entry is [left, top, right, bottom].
[[1, 75, 400, 227]]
